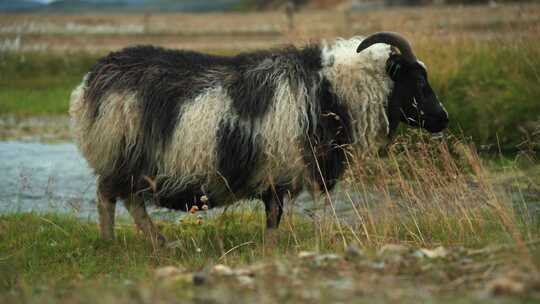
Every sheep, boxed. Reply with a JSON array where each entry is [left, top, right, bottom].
[[69, 32, 449, 246]]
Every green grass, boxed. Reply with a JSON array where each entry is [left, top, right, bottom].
[[0, 52, 97, 116], [0, 208, 538, 303], [0, 211, 313, 291], [426, 42, 540, 153]]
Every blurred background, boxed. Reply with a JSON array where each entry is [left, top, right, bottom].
[[0, 0, 538, 215], [0, 0, 538, 153]]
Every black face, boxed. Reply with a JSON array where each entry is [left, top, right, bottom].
[[386, 54, 449, 135]]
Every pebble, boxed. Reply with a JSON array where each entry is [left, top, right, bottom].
[[237, 275, 255, 288], [298, 251, 317, 259], [414, 246, 448, 259], [212, 264, 234, 276], [378, 244, 409, 257], [345, 244, 365, 260], [193, 271, 208, 285], [154, 266, 185, 280]]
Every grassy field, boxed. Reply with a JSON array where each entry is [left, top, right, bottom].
[[1, 136, 540, 303], [1, 3, 540, 303]]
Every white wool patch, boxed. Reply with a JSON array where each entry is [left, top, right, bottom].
[[69, 75, 89, 143], [159, 87, 231, 194], [70, 83, 140, 175], [321, 37, 394, 153], [251, 76, 310, 190]]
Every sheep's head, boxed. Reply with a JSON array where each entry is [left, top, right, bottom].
[[357, 32, 449, 138]]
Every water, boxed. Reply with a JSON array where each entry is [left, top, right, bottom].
[[0, 141, 354, 220], [0, 141, 100, 218], [3, 141, 534, 222]]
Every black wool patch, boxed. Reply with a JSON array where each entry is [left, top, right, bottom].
[[303, 78, 353, 191], [227, 46, 323, 118], [154, 185, 208, 212], [84, 46, 235, 175], [216, 118, 262, 194], [227, 54, 277, 118], [83, 44, 327, 205]]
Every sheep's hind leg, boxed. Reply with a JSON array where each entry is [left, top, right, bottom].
[[262, 187, 285, 229], [97, 180, 116, 241], [124, 195, 166, 247]]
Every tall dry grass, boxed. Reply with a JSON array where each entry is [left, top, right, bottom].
[[292, 132, 538, 266]]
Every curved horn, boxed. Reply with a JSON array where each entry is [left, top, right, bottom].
[[356, 32, 417, 63]]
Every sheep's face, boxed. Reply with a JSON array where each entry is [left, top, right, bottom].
[[386, 54, 449, 135]]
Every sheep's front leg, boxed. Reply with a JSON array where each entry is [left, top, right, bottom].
[[124, 195, 166, 247], [97, 182, 116, 241], [262, 189, 284, 229]]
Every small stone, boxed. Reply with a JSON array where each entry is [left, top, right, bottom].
[[486, 276, 526, 296], [212, 264, 234, 276], [298, 251, 317, 259], [345, 244, 365, 260], [200, 195, 209, 203], [371, 261, 386, 270], [415, 246, 448, 259], [155, 266, 184, 280], [193, 271, 207, 285], [235, 267, 255, 277], [314, 253, 341, 267], [201, 204, 209, 211], [316, 254, 341, 262], [379, 244, 409, 257], [237, 275, 255, 288]]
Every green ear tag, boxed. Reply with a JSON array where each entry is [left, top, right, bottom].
[[386, 59, 401, 81], [391, 64, 400, 79]]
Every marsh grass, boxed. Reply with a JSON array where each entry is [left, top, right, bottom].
[[316, 132, 539, 252], [0, 51, 97, 116], [421, 40, 540, 153]]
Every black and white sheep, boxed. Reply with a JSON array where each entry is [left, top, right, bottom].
[[69, 32, 449, 245]]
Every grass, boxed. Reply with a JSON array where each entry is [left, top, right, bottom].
[[1, 135, 539, 303], [422, 41, 540, 153], [0, 51, 97, 116]]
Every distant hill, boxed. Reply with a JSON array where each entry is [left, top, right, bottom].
[[0, 0, 46, 12], [0, 0, 244, 13]]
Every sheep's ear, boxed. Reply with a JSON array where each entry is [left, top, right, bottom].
[[323, 55, 335, 68]]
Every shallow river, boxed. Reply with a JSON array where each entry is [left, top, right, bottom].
[[2, 141, 536, 223], [0, 141, 101, 218], [0, 141, 359, 220]]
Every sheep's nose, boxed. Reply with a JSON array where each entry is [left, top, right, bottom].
[[438, 111, 449, 129]]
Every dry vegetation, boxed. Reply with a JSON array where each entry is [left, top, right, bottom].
[[0, 3, 538, 52]]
